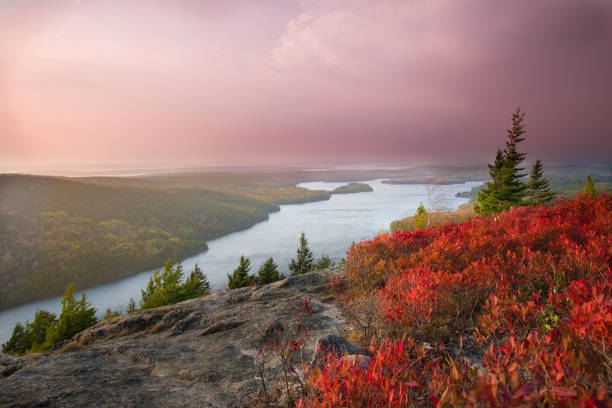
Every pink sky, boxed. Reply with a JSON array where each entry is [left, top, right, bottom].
[[1, 0, 611, 168]]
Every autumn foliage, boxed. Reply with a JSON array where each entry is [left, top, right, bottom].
[[300, 194, 611, 407]]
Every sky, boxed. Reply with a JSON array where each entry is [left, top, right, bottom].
[[1, 0, 611, 169]]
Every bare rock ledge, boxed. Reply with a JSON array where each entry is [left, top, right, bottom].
[[0, 266, 347, 408]]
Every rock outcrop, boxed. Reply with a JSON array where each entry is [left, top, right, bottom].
[[0, 266, 347, 408]]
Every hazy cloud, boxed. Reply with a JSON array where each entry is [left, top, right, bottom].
[[1, 0, 611, 167]]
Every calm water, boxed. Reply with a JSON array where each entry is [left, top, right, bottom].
[[0, 180, 481, 343]]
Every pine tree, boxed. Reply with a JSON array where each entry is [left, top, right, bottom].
[[227, 255, 255, 289], [289, 232, 314, 275], [583, 175, 596, 195], [413, 202, 429, 229], [183, 263, 210, 298], [257, 257, 283, 285], [475, 108, 529, 214], [44, 284, 97, 347], [140, 260, 185, 310], [527, 160, 556, 205]]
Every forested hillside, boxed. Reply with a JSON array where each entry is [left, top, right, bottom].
[[0, 175, 280, 309]]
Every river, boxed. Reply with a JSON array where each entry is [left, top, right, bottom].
[[0, 179, 481, 343]]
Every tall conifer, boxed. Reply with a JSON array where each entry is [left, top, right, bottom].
[[227, 256, 254, 289], [527, 160, 555, 205], [475, 107, 529, 214], [289, 232, 314, 275]]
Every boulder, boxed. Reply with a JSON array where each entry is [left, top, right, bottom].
[[310, 334, 367, 369]]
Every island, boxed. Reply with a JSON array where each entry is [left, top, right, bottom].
[[331, 182, 374, 194]]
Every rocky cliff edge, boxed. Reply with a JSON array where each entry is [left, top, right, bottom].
[[0, 266, 346, 408]]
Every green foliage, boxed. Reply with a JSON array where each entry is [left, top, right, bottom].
[[289, 232, 314, 275], [103, 309, 122, 320], [2, 323, 27, 355], [583, 174, 596, 194], [413, 202, 429, 229], [0, 174, 278, 309], [140, 260, 185, 310], [313, 254, 334, 270], [3, 286, 98, 355], [3, 309, 59, 354], [138, 261, 211, 310], [227, 256, 255, 289], [2, 323, 28, 355], [527, 160, 556, 205], [183, 263, 210, 298], [257, 257, 284, 285], [475, 108, 529, 214], [44, 284, 97, 348], [331, 183, 373, 194], [127, 298, 137, 314]]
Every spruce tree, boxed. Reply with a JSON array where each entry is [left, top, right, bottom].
[[475, 149, 506, 214], [527, 160, 555, 205], [227, 255, 254, 289], [256, 257, 283, 285], [583, 175, 596, 195], [475, 108, 529, 214], [183, 263, 210, 298], [289, 232, 314, 275]]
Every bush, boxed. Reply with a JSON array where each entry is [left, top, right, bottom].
[[303, 194, 611, 406]]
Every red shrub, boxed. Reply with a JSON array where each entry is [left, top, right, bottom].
[[304, 194, 612, 407]]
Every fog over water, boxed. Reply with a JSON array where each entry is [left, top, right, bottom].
[[0, 179, 481, 343]]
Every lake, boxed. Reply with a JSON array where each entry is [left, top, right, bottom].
[[0, 179, 481, 343]]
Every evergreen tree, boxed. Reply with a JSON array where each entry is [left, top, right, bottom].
[[583, 175, 596, 195], [183, 263, 210, 298], [127, 298, 137, 314], [289, 232, 314, 275], [227, 255, 255, 289], [475, 150, 507, 214], [140, 260, 185, 310], [26, 310, 57, 351], [475, 108, 529, 214], [314, 254, 333, 270], [413, 202, 429, 229], [45, 284, 97, 347], [527, 160, 555, 205], [2, 323, 27, 355], [257, 257, 283, 285]]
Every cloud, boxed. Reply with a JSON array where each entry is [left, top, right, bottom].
[[1, 0, 611, 166]]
